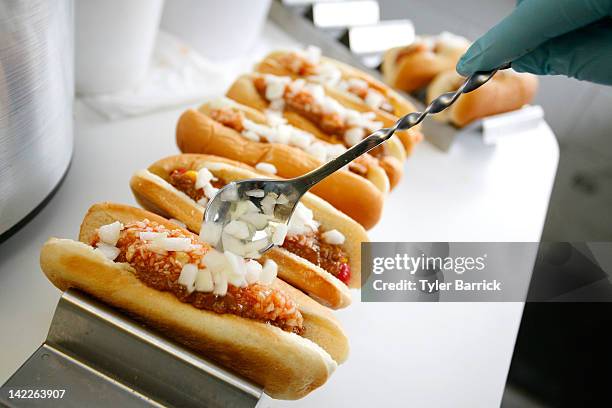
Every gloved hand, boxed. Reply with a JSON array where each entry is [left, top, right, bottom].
[[456, 0, 612, 85]]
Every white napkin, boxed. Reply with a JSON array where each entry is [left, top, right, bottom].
[[81, 31, 231, 120]]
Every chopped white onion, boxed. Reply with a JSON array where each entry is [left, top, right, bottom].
[[212, 269, 228, 296], [364, 89, 385, 109], [245, 260, 263, 284], [139, 231, 167, 241], [195, 167, 215, 189], [288, 203, 319, 236], [239, 212, 271, 230], [98, 221, 123, 246], [260, 259, 278, 285], [224, 220, 250, 240], [219, 184, 238, 202], [95, 243, 120, 261], [222, 232, 247, 257], [321, 229, 346, 245], [224, 250, 247, 287], [178, 263, 198, 293], [245, 189, 265, 198], [255, 162, 277, 175], [260, 193, 277, 216], [151, 237, 193, 252], [203, 249, 228, 273], [243, 237, 270, 257], [194, 267, 214, 292], [270, 222, 288, 246], [344, 127, 365, 146], [197, 196, 209, 207], [203, 184, 219, 199], [231, 200, 259, 220], [200, 222, 222, 246], [276, 194, 289, 205]]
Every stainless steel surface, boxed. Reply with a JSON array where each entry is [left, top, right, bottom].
[[0, 289, 262, 407], [0, 0, 74, 236]]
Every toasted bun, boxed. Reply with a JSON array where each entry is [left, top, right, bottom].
[[225, 74, 406, 187], [426, 69, 538, 127], [176, 111, 384, 230], [382, 34, 470, 93], [40, 203, 347, 399], [130, 155, 367, 304], [256, 51, 424, 155]]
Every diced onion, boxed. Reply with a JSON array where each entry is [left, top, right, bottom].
[[321, 229, 346, 245], [231, 200, 259, 220], [260, 193, 277, 216], [95, 243, 120, 261], [222, 232, 247, 257], [276, 194, 289, 205], [195, 167, 215, 189], [204, 184, 219, 199], [239, 212, 271, 230], [245, 189, 265, 198], [212, 269, 228, 296], [197, 196, 209, 207], [194, 267, 214, 292], [245, 260, 263, 284], [255, 162, 277, 175], [98, 221, 123, 246], [151, 237, 192, 252], [270, 222, 288, 246], [344, 127, 365, 146], [203, 249, 228, 273], [224, 220, 250, 240], [200, 222, 222, 247], [178, 263, 198, 293], [139, 231, 168, 241], [224, 251, 247, 287], [260, 259, 278, 285], [220, 184, 239, 202], [288, 203, 319, 236]]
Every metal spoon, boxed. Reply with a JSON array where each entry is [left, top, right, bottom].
[[204, 64, 510, 254]]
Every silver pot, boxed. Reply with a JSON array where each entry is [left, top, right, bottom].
[[0, 0, 74, 237]]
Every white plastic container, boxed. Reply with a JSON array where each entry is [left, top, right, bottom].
[[161, 0, 271, 60], [75, 0, 164, 95]]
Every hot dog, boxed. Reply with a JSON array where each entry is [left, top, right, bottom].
[[40, 203, 349, 400], [175, 98, 387, 229], [255, 47, 423, 154], [130, 154, 368, 309], [382, 32, 470, 93], [426, 69, 538, 127], [225, 73, 406, 188]]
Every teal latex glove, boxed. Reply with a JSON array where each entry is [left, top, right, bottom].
[[456, 0, 612, 85]]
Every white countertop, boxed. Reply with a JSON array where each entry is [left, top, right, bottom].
[[0, 21, 559, 408]]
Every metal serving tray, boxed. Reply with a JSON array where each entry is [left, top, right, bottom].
[[0, 290, 262, 408]]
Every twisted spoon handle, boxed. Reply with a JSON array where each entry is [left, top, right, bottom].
[[296, 64, 511, 190]]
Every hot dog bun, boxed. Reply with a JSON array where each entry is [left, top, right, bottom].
[[382, 32, 470, 93], [176, 109, 385, 230], [256, 50, 424, 155], [40, 203, 348, 399], [129, 154, 368, 309], [225, 74, 406, 187], [426, 69, 538, 127]]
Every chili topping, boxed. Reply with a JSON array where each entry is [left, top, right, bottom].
[[93, 220, 304, 333], [282, 232, 351, 285]]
